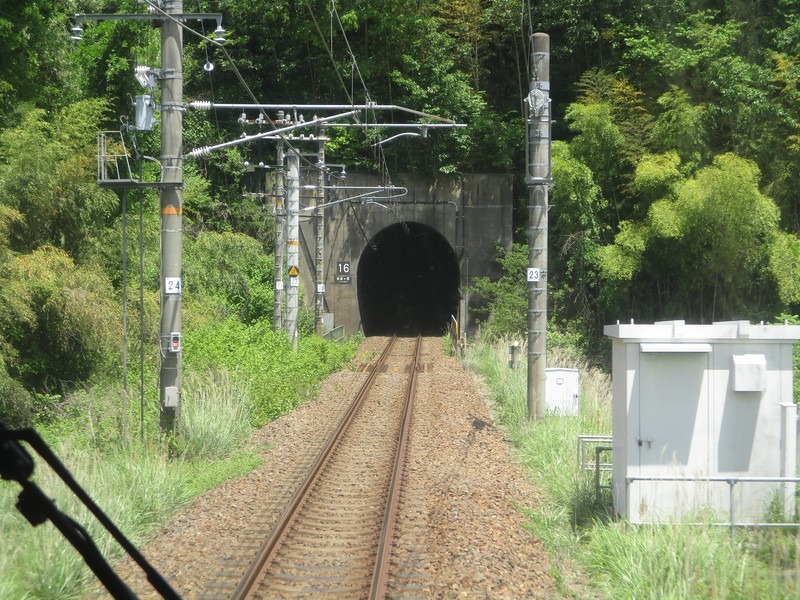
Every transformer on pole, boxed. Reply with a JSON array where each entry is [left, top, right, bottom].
[[526, 33, 551, 420]]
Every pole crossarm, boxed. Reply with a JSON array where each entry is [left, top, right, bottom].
[[188, 101, 464, 126], [184, 111, 358, 158], [71, 10, 225, 45], [75, 13, 222, 23]]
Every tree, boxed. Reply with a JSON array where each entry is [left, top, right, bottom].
[[469, 243, 528, 338], [0, 246, 121, 393], [597, 153, 786, 322], [649, 87, 710, 170], [564, 102, 628, 221], [763, 50, 800, 230], [184, 231, 275, 324], [0, 99, 118, 262], [433, 0, 486, 90], [548, 141, 609, 348], [0, 1, 85, 124]]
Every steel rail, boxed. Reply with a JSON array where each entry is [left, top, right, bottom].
[[370, 335, 421, 599], [230, 336, 398, 599]]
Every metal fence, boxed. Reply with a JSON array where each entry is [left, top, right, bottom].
[[577, 436, 800, 538], [625, 475, 800, 539], [577, 435, 613, 503], [323, 325, 345, 343]]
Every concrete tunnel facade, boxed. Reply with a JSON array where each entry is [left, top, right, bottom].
[[295, 172, 513, 337]]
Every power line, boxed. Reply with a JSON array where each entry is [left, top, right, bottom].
[[137, 0, 337, 182], [305, 0, 394, 184], [139, 0, 260, 107], [329, 1, 394, 186]]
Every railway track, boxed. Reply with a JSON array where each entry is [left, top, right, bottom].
[[93, 335, 555, 598], [227, 335, 423, 599]]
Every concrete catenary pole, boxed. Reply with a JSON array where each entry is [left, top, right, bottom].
[[526, 33, 551, 420], [286, 149, 300, 349], [159, 0, 184, 432], [274, 133, 286, 330], [315, 128, 326, 336]]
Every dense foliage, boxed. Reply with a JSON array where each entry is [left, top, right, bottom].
[[1, 0, 800, 420]]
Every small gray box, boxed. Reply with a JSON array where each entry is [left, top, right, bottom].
[[546, 368, 579, 415], [135, 95, 154, 131], [164, 386, 180, 408]]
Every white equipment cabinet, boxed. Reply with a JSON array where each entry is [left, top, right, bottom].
[[546, 368, 580, 415], [604, 320, 800, 524]]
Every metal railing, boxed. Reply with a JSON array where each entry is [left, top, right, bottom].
[[578, 435, 613, 504], [323, 325, 345, 343], [626, 475, 800, 540], [578, 435, 612, 471], [97, 131, 135, 186]]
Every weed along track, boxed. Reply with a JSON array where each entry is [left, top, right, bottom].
[[100, 337, 556, 598], [229, 336, 421, 598]]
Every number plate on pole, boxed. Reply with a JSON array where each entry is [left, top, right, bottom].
[[165, 277, 182, 294]]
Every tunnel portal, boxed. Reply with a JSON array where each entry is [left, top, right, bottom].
[[358, 222, 460, 336]]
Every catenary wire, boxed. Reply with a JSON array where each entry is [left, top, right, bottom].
[[139, 0, 326, 176], [136, 0, 402, 240]]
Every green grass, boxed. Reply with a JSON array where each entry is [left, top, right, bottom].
[[0, 440, 196, 599], [586, 521, 800, 599], [1, 318, 357, 598], [178, 368, 255, 460], [0, 368, 264, 599], [465, 337, 800, 599], [0, 441, 262, 599]]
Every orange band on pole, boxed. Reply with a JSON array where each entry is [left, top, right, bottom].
[[161, 206, 182, 215]]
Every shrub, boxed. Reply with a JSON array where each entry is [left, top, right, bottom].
[[0, 246, 121, 396], [183, 317, 356, 426], [183, 231, 275, 324], [468, 243, 528, 339], [0, 362, 33, 427]]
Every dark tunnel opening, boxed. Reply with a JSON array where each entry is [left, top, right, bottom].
[[358, 222, 460, 337]]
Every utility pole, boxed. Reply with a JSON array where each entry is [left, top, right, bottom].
[[286, 149, 300, 349], [274, 134, 286, 330], [526, 33, 551, 420], [315, 128, 326, 336], [72, 5, 224, 435], [158, 0, 184, 433]]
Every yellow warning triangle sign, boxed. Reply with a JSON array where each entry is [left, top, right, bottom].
[[287, 265, 299, 277]]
